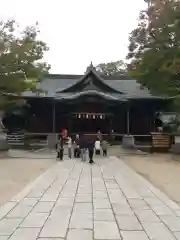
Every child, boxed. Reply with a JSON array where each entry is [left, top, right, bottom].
[[95, 139, 101, 155], [101, 140, 108, 157], [74, 134, 80, 158]]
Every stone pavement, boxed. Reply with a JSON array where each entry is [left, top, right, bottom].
[[0, 156, 180, 240]]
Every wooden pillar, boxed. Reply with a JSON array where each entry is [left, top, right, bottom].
[[126, 102, 130, 135], [52, 100, 56, 133], [122, 102, 135, 148], [109, 116, 113, 133]]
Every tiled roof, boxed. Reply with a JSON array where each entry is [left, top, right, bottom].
[[22, 74, 162, 99]]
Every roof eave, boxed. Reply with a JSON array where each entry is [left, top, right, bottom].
[[127, 96, 170, 100], [55, 90, 127, 101]]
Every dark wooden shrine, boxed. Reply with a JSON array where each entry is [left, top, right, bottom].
[[2, 64, 171, 138]]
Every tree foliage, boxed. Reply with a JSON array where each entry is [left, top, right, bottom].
[[0, 20, 50, 107], [127, 0, 180, 97], [95, 60, 127, 76]]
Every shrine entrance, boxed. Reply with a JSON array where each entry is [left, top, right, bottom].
[[70, 112, 112, 134]]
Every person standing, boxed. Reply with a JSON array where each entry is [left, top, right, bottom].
[[79, 134, 87, 161], [101, 140, 108, 157], [61, 128, 67, 138], [56, 135, 64, 161], [95, 138, 101, 155], [74, 134, 80, 158], [110, 129, 114, 145], [97, 130, 102, 141], [87, 138, 95, 164], [67, 136, 72, 159], [154, 113, 163, 132]]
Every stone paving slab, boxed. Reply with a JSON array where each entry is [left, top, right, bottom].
[[0, 156, 180, 239]]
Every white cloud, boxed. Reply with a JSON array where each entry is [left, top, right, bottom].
[[0, 0, 146, 74]]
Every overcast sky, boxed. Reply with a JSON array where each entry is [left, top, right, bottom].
[[0, 0, 146, 74]]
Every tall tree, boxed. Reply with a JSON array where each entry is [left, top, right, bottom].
[[95, 60, 127, 76], [0, 20, 50, 108], [127, 0, 180, 97]]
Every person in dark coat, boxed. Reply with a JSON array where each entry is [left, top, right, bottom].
[[56, 135, 64, 161], [101, 140, 108, 157], [87, 138, 95, 164]]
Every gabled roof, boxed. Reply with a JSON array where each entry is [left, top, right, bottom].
[[22, 69, 165, 100], [57, 67, 122, 94]]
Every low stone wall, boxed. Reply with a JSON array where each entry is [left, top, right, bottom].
[[122, 135, 135, 149]]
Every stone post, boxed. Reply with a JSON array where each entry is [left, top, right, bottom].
[[47, 133, 57, 149], [122, 135, 135, 149]]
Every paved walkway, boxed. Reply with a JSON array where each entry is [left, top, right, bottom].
[[0, 157, 180, 240]]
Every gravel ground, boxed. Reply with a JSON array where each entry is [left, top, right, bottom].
[[0, 157, 55, 206], [121, 153, 180, 205]]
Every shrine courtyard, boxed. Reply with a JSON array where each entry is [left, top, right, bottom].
[[0, 151, 180, 239]]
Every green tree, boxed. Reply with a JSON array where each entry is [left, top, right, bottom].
[[95, 60, 127, 76], [127, 0, 180, 97], [0, 20, 50, 108]]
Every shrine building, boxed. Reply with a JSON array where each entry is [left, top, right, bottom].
[[3, 64, 170, 139]]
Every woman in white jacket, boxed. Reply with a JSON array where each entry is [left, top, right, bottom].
[[95, 139, 101, 155], [67, 136, 72, 159]]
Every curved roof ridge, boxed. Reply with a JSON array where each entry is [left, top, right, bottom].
[[57, 68, 122, 94], [55, 90, 126, 101]]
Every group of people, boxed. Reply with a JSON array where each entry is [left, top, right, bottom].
[[56, 133, 108, 164]]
